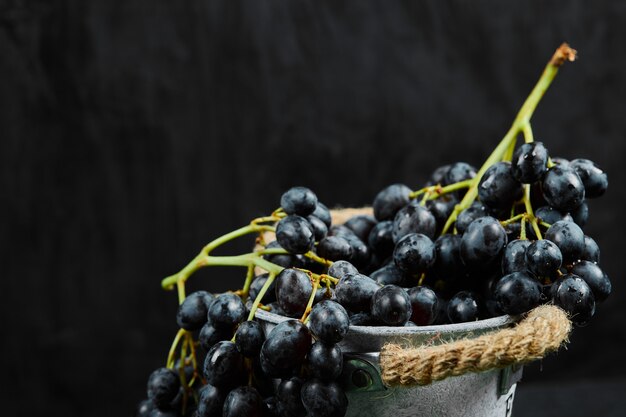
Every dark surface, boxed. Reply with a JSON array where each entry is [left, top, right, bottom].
[[2, 1, 625, 416]]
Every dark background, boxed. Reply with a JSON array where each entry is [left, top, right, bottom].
[[2, 1, 625, 416]]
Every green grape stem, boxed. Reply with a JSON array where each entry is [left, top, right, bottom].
[[440, 43, 576, 235]]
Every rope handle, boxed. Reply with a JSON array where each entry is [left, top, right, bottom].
[[379, 305, 572, 387]]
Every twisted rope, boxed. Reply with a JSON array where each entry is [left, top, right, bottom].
[[380, 305, 572, 387]]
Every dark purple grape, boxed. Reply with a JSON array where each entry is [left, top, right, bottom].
[[525, 240, 562, 278], [455, 202, 489, 234], [146, 368, 180, 409], [260, 320, 312, 378], [444, 162, 477, 186], [534, 206, 573, 225], [430, 234, 463, 279], [393, 233, 436, 274], [371, 263, 412, 287], [301, 380, 348, 417], [313, 202, 332, 227], [569, 158, 608, 198], [581, 235, 600, 263], [248, 273, 277, 304], [344, 215, 377, 242], [317, 236, 352, 261], [551, 274, 595, 324], [368, 220, 395, 258], [478, 162, 523, 209], [512, 142, 548, 183], [263, 241, 304, 269], [203, 341, 246, 389], [545, 220, 585, 264], [334, 273, 379, 313], [428, 164, 451, 185], [391, 203, 437, 242], [308, 300, 350, 344], [276, 215, 315, 254], [207, 293, 246, 330], [235, 321, 265, 357], [568, 201, 588, 227], [447, 291, 480, 323], [501, 239, 531, 275], [281, 187, 318, 216], [460, 216, 507, 269], [432, 296, 449, 324], [199, 321, 232, 351], [176, 291, 214, 331], [307, 343, 343, 381], [195, 384, 225, 417], [223, 386, 263, 417], [276, 377, 306, 417], [571, 261, 611, 302], [307, 215, 329, 241], [541, 166, 585, 211], [371, 285, 412, 326], [407, 286, 439, 325], [372, 184, 412, 221], [275, 268, 313, 316], [327, 260, 358, 280], [495, 271, 543, 315]]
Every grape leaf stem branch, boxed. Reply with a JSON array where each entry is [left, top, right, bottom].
[[440, 43, 576, 235]]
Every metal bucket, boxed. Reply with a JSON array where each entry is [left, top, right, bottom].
[[256, 309, 523, 417]]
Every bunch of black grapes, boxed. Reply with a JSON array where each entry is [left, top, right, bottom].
[[137, 145, 610, 416]]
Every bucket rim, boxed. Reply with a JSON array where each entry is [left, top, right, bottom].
[[255, 308, 518, 335]]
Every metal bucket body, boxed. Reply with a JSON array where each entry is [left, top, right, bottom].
[[256, 309, 522, 417]]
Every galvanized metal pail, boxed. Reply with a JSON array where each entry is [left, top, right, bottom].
[[256, 309, 522, 417]]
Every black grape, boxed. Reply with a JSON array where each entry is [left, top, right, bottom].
[[176, 291, 214, 331], [146, 368, 180, 408], [407, 286, 439, 326], [571, 261, 611, 302], [447, 291, 480, 323], [344, 215, 377, 242], [222, 386, 263, 417], [281, 187, 318, 216], [203, 341, 246, 389], [512, 141, 548, 183], [317, 236, 352, 261], [525, 240, 562, 278], [545, 220, 585, 264], [235, 320, 265, 357], [392, 203, 437, 242], [569, 158, 608, 198], [276, 215, 315, 254], [308, 300, 350, 344], [501, 239, 531, 275], [260, 320, 312, 378], [307, 343, 343, 381], [393, 233, 436, 274], [581, 235, 600, 263], [327, 260, 358, 280], [301, 380, 348, 417], [477, 162, 523, 209], [275, 268, 313, 317], [334, 273, 380, 313], [541, 166, 585, 211], [460, 216, 507, 269], [372, 184, 412, 221], [207, 293, 247, 330], [495, 271, 543, 315], [551, 274, 595, 324], [371, 285, 412, 326], [368, 220, 395, 258]]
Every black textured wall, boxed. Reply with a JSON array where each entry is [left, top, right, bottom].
[[2, 1, 625, 416]]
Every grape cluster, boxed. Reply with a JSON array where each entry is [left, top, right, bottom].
[[137, 45, 608, 416]]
